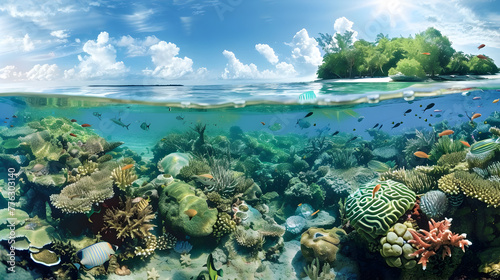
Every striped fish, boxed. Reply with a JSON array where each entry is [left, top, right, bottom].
[[470, 138, 500, 155], [76, 242, 115, 269], [367, 160, 391, 173], [298, 90, 316, 102]]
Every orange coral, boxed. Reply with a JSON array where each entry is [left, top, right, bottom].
[[408, 218, 472, 270]]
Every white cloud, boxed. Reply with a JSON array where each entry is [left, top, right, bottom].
[[143, 41, 194, 79], [23, 34, 34, 52], [288, 28, 322, 75], [221, 50, 297, 79], [124, 9, 162, 33], [180, 17, 193, 35], [26, 64, 59, 80], [50, 30, 69, 39], [0, 65, 22, 80], [255, 44, 279, 65], [64, 31, 126, 79], [117, 35, 160, 57], [334, 17, 358, 41]]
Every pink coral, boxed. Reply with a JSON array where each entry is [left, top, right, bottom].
[[408, 218, 472, 270]]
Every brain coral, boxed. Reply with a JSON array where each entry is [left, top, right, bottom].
[[420, 190, 448, 220], [345, 180, 416, 242]]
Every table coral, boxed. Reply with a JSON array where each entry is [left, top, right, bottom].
[[408, 218, 472, 270], [345, 180, 416, 242]]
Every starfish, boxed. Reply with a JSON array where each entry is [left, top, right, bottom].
[[147, 267, 160, 280]]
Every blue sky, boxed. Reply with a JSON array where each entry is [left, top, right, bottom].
[[0, 0, 499, 85]]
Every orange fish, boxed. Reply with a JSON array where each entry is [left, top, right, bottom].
[[184, 209, 198, 220], [493, 99, 499, 103], [71, 119, 77, 122], [311, 210, 320, 216], [198, 174, 214, 179], [414, 151, 430, 159], [372, 184, 381, 199], [9, 125, 13, 127], [477, 55, 488, 60], [460, 141, 471, 147], [421, 52, 431, 55], [81, 124, 91, 127], [69, 133, 77, 137], [438, 130, 454, 137], [261, 122, 265, 125], [298, 203, 302, 207], [471, 113, 482, 121], [121, 164, 134, 171], [478, 44, 485, 50]]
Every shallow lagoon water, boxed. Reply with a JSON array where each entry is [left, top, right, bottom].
[[1, 78, 500, 280]]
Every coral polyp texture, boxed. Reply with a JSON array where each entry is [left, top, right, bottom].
[[345, 180, 416, 241], [103, 198, 156, 240], [110, 166, 137, 190], [438, 171, 500, 207], [408, 218, 472, 270]]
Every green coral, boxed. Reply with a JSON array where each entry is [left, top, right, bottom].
[[345, 180, 416, 242], [2, 138, 20, 149], [177, 159, 210, 181], [212, 212, 236, 241], [429, 136, 465, 162], [159, 181, 218, 237], [436, 151, 467, 167], [380, 222, 417, 269], [78, 160, 99, 176], [380, 168, 436, 195]]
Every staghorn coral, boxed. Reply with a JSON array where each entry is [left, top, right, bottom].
[[78, 160, 99, 176], [110, 166, 137, 191], [408, 218, 472, 270], [420, 190, 449, 220], [345, 180, 416, 242], [103, 198, 156, 240], [50, 169, 114, 213], [213, 212, 236, 241]]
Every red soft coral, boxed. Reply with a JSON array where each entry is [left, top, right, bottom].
[[408, 218, 472, 270]]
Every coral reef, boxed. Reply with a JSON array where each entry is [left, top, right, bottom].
[[50, 169, 114, 213], [478, 247, 500, 278], [300, 227, 346, 264], [420, 190, 449, 220], [205, 158, 242, 196], [177, 158, 211, 181], [213, 212, 236, 241], [103, 197, 156, 240], [408, 218, 471, 270], [438, 171, 500, 208], [381, 168, 436, 194], [346, 180, 416, 242], [285, 215, 306, 234], [157, 152, 192, 177], [379, 222, 417, 269], [134, 234, 157, 257], [110, 166, 137, 191], [156, 232, 177, 250], [303, 258, 336, 280], [234, 226, 265, 250]]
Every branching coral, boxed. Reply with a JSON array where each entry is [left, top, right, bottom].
[[50, 170, 114, 213], [429, 136, 465, 162], [78, 160, 99, 176], [206, 158, 242, 195], [408, 218, 472, 270], [103, 198, 156, 240], [303, 258, 335, 280], [110, 166, 137, 191], [380, 168, 436, 194], [330, 149, 357, 169]]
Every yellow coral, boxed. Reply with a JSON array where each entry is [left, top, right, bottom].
[[437, 173, 462, 195], [439, 171, 500, 208], [110, 167, 137, 190]]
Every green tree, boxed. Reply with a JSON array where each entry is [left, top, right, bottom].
[[468, 56, 499, 75], [445, 51, 470, 75], [388, 58, 426, 79], [410, 28, 455, 76]]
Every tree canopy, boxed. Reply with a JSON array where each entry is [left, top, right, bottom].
[[316, 27, 498, 79]]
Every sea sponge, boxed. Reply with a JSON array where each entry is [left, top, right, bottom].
[[345, 180, 416, 242], [50, 169, 114, 213], [300, 227, 346, 264], [420, 190, 448, 220], [379, 222, 417, 269]]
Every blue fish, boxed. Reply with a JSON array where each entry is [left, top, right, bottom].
[[111, 118, 131, 130], [298, 90, 316, 102], [75, 242, 115, 269]]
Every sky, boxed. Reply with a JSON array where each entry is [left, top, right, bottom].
[[0, 0, 499, 85]]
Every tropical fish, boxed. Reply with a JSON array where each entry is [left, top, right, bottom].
[[298, 90, 316, 102], [493, 99, 499, 103], [462, 91, 471, 97], [421, 52, 431, 55], [81, 124, 91, 127], [184, 209, 198, 220], [176, 115, 184, 120], [311, 210, 320, 216], [423, 103, 435, 112], [332, 130, 339, 136], [471, 113, 482, 121], [131, 197, 143, 203], [379, 124, 383, 130], [75, 242, 115, 269], [298, 203, 302, 207], [392, 122, 401, 129], [12, 115, 17, 118], [198, 174, 214, 179], [472, 97, 481, 100], [470, 138, 500, 155], [31, 163, 46, 172], [111, 118, 131, 130], [458, 114, 464, 118], [140, 122, 150, 131], [10, 125, 13, 127], [404, 109, 412, 114], [435, 114, 442, 118], [206, 253, 223, 280], [460, 141, 471, 147], [414, 151, 430, 159], [69, 133, 77, 137], [121, 164, 134, 171], [71, 119, 77, 122], [478, 44, 485, 50], [477, 54, 488, 60], [438, 130, 454, 137], [93, 112, 102, 120], [268, 122, 282, 131], [372, 184, 381, 198], [372, 123, 379, 128], [260, 122, 265, 125], [367, 160, 391, 173], [304, 112, 314, 118], [357, 116, 365, 122]]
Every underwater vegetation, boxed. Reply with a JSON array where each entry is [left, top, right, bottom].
[[2, 105, 500, 280]]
